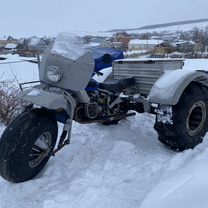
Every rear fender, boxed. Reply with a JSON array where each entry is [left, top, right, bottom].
[[149, 70, 208, 105]]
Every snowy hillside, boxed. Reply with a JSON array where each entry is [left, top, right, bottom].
[[59, 20, 208, 38], [109, 21, 208, 35], [136, 21, 208, 34], [1, 58, 208, 208]]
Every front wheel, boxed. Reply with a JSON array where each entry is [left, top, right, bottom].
[[0, 109, 58, 183]]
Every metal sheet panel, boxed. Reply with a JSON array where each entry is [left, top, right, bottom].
[[40, 51, 95, 91], [113, 59, 183, 95]]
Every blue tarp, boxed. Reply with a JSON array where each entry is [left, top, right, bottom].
[[93, 48, 124, 72]]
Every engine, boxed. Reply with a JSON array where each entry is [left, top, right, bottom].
[[74, 91, 128, 123]]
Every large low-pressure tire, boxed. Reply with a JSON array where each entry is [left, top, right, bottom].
[[0, 109, 58, 183], [154, 82, 208, 151]]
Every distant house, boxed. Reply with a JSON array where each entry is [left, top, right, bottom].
[[154, 42, 174, 54], [113, 31, 131, 50], [4, 42, 28, 55], [0, 36, 19, 50], [4, 43, 18, 50], [128, 39, 164, 50], [7, 36, 19, 44], [17, 37, 50, 57], [26, 37, 48, 51], [172, 40, 195, 53]]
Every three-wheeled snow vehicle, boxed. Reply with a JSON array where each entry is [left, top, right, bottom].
[[1, 33, 208, 183]]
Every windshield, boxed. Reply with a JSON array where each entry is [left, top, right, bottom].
[[51, 32, 88, 61]]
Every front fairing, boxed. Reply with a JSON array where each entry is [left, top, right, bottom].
[[40, 51, 94, 91], [39, 33, 95, 91]]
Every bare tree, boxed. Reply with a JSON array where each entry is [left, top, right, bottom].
[[0, 80, 24, 125]]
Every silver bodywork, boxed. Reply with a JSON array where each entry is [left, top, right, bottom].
[[40, 51, 94, 91], [18, 86, 75, 115], [149, 70, 208, 105], [113, 58, 208, 106], [19, 88, 68, 111]]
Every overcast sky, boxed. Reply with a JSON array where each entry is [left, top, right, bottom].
[[1, 0, 208, 37]]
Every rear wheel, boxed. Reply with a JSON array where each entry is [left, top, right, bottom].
[[0, 109, 58, 183], [154, 83, 208, 151]]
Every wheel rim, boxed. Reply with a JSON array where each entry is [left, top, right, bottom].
[[29, 132, 52, 168], [186, 100, 207, 136]]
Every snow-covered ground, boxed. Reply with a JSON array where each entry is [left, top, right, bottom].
[[0, 54, 38, 85], [1, 57, 208, 208], [1, 115, 208, 208]]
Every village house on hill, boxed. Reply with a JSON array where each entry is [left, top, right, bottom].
[[4, 42, 27, 55], [26, 37, 48, 51], [113, 31, 131, 50], [0, 36, 51, 57], [0, 36, 19, 51]]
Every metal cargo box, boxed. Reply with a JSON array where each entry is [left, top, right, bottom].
[[113, 58, 184, 95]]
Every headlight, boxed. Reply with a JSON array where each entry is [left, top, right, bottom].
[[46, 66, 62, 83]]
